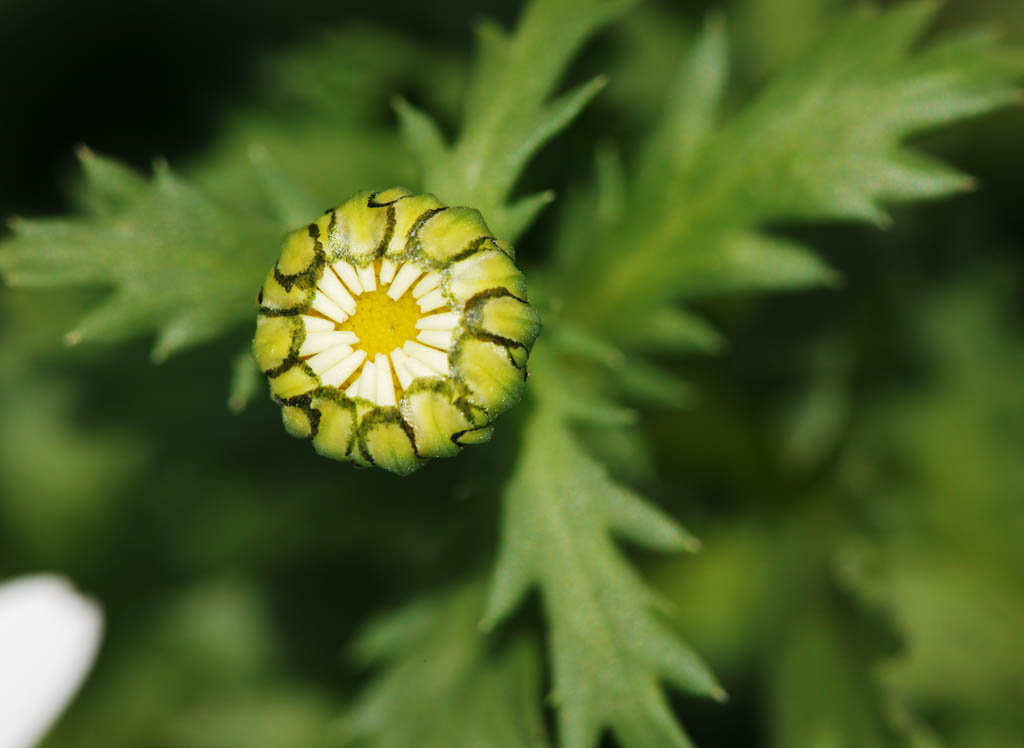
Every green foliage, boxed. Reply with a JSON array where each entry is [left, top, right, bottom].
[[341, 582, 550, 748], [837, 280, 1024, 746], [1, 0, 1023, 747], [0, 27, 453, 360], [485, 354, 719, 748], [47, 580, 336, 748], [396, 0, 633, 239], [0, 152, 278, 360], [560, 2, 1024, 339], [0, 289, 151, 563]]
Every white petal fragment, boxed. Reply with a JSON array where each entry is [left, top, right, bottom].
[[404, 341, 450, 375], [333, 261, 364, 295], [359, 361, 378, 401], [379, 258, 397, 285], [306, 344, 354, 375], [415, 312, 459, 331], [356, 264, 377, 292], [417, 329, 453, 350], [0, 575, 103, 748], [412, 271, 440, 299], [403, 355, 442, 381], [312, 290, 349, 324], [318, 268, 357, 315], [417, 288, 447, 313], [374, 354, 397, 407], [387, 263, 422, 300], [299, 331, 359, 357], [345, 375, 362, 397], [389, 348, 414, 390], [301, 315, 335, 333], [320, 349, 367, 387]]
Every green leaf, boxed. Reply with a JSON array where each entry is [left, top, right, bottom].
[[838, 280, 1024, 745], [247, 145, 321, 230], [672, 231, 841, 299], [628, 306, 725, 354], [767, 590, 912, 748], [392, 96, 449, 176], [0, 151, 279, 362], [341, 581, 551, 748], [616, 360, 695, 409], [546, 321, 694, 409], [637, 14, 729, 182], [395, 0, 633, 239], [227, 347, 263, 414], [483, 347, 719, 748], [563, 4, 1024, 337], [0, 29, 444, 365]]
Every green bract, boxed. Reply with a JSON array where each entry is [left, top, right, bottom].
[[252, 188, 541, 475]]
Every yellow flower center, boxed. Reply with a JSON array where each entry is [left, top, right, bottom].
[[338, 283, 421, 359], [298, 257, 458, 404]]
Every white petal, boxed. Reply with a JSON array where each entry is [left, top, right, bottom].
[[345, 374, 362, 397], [379, 258, 398, 285], [412, 271, 440, 298], [301, 315, 335, 333], [299, 331, 359, 357], [389, 349, 414, 390], [387, 263, 422, 300], [416, 288, 447, 313], [417, 329, 452, 350], [415, 312, 459, 331], [359, 361, 378, 401], [317, 268, 357, 315], [333, 261, 364, 295], [375, 354, 396, 407], [404, 341, 449, 375], [311, 290, 349, 324], [306, 343, 354, 375], [356, 264, 377, 292], [403, 355, 441, 381], [320, 350, 366, 387], [0, 575, 103, 748]]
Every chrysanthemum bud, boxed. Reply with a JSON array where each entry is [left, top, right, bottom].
[[253, 188, 541, 475]]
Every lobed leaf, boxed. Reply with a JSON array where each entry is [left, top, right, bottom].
[[484, 347, 719, 748], [341, 582, 551, 748], [561, 3, 1024, 339], [0, 150, 279, 362], [395, 0, 633, 239]]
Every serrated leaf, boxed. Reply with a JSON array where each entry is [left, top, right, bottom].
[[838, 280, 1024, 745], [396, 0, 633, 239], [637, 14, 729, 182], [547, 320, 628, 369], [617, 360, 695, 409], [227, 347, 262, 414], [247, 145, 321, 230], [674, 231, 842, 299], [563, 4, 1024, 337], [0, 151, 279, 362], [547, 321, 694, 409], [392, 96, 448, 174], [629, 307, 725, 354], [500, 190, 558, 240], [768, 590, 911, 748], [483, 348, 717, 748], [71, 145, 148, 216], [341, 582, 551, 748]]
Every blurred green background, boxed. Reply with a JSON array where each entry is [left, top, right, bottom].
[[1, 0, 1022, 746]]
